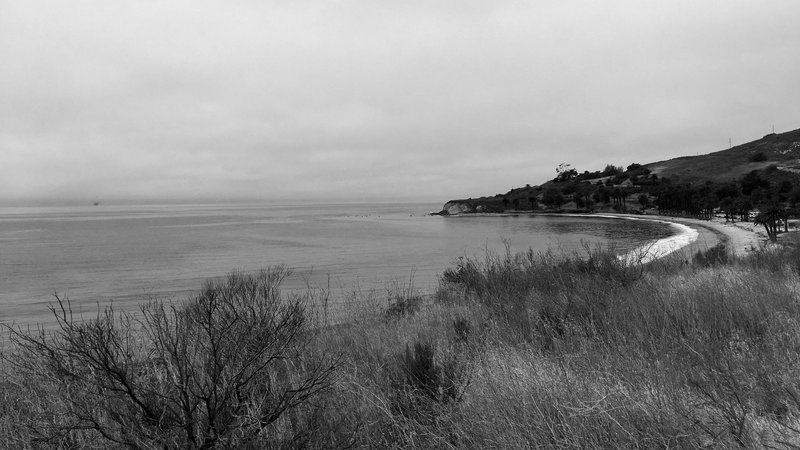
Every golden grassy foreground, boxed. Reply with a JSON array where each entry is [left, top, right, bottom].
[[3, 243, 800, 448]]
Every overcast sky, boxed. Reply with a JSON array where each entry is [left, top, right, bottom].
[[2, 1, 799, 204]]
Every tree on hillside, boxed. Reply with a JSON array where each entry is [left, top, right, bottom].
[[700, 195, 716, 220], [719, 197, 736, 222], [542, 188, 564, 209], [790, 187, 800, 207], [528, 196, 538, 210], [593, 186, 611, 205], [554, 163, 578, 182], [734, 197, 753, 222], [502, 197, 510, 210], [512, 198, 520, 210], [574, 183, 594, 210], [601, 164, 623, 177], [750, 188, 765, 205], [715, 183, 740, 201], [612, 188, 627, 210], [561, 183, 578, 195], [638, 193, 649, 209], [741, 170, 770, 195], [754, 204, 786, 241]]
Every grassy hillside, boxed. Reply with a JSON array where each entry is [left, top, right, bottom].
[[440, 127, 800, 223], [646, 128, 800, 184]]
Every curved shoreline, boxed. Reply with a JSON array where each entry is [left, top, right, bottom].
[[618, 218, 699, 264], [553, 212, 767, 260], [552, 213, 700, 264], [605, 213, 766, 257], [441, 211, 766, 261]]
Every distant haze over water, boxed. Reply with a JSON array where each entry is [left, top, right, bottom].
[[1, 203, 676, 326]]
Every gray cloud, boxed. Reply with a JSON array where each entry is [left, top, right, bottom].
[[2, 0, 799, 204]]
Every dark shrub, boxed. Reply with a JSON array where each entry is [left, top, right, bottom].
[[4, 268, 339, 448], [403, 342, 441, 401], [453, 318, 472, 343], [692, 243, 729, 267], [441, 257, 484, 293], [385, 294, 423, 320], [398, 341, 470, 407]]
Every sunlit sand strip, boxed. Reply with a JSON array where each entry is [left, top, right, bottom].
[[555, 213, 700, 265], [618, 221, 699, 265]]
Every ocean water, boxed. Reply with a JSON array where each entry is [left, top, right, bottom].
[[0, 202, 676, 326]]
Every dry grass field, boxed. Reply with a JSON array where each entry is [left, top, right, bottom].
[[3, 243, 800, 448]]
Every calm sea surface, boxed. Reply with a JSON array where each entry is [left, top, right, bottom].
[[0, 202, 676, 326]]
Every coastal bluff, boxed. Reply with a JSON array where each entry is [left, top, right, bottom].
[[439, 200, 474, 215], [436, 200, 494, 215]]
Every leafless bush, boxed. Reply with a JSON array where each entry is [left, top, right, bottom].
[[3, 267, 339, 448]]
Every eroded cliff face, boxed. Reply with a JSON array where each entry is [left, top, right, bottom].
[[440, 201, 476, 215]]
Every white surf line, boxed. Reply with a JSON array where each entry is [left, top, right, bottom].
[[553, 213, 699, 265], [620, 220, 699, 265]]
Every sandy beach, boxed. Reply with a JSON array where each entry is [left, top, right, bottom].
[[667, 216, 766, 256], [608, 213, 768, 261], [452, 210, 770, 261], [530, 211, 768, 263]]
